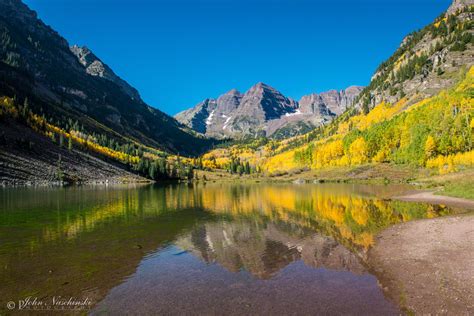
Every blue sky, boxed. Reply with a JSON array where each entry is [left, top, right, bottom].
[[24, 0, 451, 115]]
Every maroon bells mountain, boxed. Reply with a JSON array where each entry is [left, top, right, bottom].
[[175, 83, 363, 139]]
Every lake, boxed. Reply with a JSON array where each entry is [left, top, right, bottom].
[[0, 183, 453, 314]]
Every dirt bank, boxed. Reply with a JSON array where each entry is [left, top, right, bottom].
[[369, 215, 474, 314], [394, 191, 474, 210]]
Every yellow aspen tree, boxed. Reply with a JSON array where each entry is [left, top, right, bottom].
[[424, 135, 437, 159], [349, 137, 368, 165]]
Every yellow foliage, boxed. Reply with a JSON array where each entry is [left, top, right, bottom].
[[63, 130, 139, 164], [393, 52, 407, 72], [264, 150, 302, 174], [337, 121, 351, 135], [312, 140, 346, 169], [200, 146, 260, 171], [202, 158, 217, 169], [354, 232, 374, 249], [0, 97, 18, 117], [426, 150, 474, 174], [350, 99, 407, 131], [0, 98, 141, 165], [424, 135, 437, 159], [215, 157, 231, 168], [456, 66, 474, 92], [433, 18, 446, 28], [373, 147, 389, 163], [349, 137, 368, 165]]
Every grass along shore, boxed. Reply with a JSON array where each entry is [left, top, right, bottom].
[[195, 164, 474, 201]]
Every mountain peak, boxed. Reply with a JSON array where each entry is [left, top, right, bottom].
[[225, 88, 241, 96], [244, 82, 276, 93], [345, 86, 365, 92], [298, 86, 362, 117], [246, 82, 282, 99], [251, 82, 273, 90]]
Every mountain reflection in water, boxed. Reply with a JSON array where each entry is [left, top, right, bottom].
[[176, 221, 365, 280]]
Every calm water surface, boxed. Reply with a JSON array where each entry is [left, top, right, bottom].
[[0, 183, 453, 314]]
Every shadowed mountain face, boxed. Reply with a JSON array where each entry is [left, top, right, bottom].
[[175, 83, 363, 139], [69, 45, 141, 102], [0, 0, 212, 156]]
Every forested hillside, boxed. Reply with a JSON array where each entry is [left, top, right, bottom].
[[0, 96, 198, 184], [264, 67, 473, 174], [198, 3, 474, 178]]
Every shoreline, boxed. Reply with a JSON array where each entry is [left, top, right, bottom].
[[374, 188, 474, 313], [3, 176, 474, 206], [393, 190, 474, 210], [368, 214, 474, 314], [0, 178, 154, 188]]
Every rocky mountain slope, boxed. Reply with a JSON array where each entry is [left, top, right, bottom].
[[0, 0, 212, 156], [175, 83, 363, 139], [355, 0, 474, 112], [69, 45, 141, 102]]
